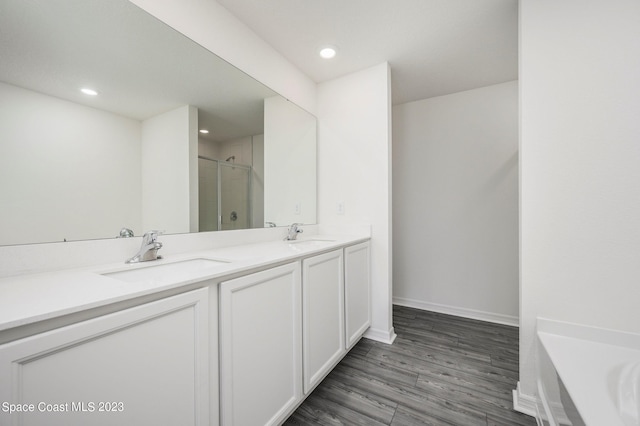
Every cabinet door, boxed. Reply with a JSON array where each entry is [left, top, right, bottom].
[[345, 242, 371, 349], [0, 288, 209, 426], [302, 249, 345, 394], [219, 262, 302, 426]]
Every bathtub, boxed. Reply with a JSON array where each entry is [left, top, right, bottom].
[[536, 318, 640, 426]]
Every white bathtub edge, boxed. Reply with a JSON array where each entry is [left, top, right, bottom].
[[537, 317, 640, 350]]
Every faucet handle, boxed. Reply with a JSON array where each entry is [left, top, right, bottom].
[[118, 227, 134, 238], [142, 230, 164, 244], [289, 223, 303, 232], [284, 223, 304, 241]]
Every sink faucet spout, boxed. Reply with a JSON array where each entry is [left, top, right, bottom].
[[126, 230, 164, 263], [284, 223, 303, 241]]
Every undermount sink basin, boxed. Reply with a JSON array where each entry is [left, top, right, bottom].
[[286, 239, 336, 247], [102, 258, 230, 283]]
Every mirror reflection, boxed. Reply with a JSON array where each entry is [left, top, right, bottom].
[[0, 0, 317, 246]]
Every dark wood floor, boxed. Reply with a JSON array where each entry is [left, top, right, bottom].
[[284, 305, 537, 426]]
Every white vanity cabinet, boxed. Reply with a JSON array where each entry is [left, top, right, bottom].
[[344, 241, 371, 349], [219, 262, 302, 426], [301, 249, 345, 394], [0, 288, 210, 426], [0, 236, 371, 426], [217, 242, 371, 425]]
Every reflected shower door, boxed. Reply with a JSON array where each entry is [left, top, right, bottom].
[[198, 158, 219, 232], [219, 163, 251, 231]]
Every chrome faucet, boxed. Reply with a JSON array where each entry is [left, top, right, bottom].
[[284, 223, 303, 241], [118, 227, 134, 238], [126, 230, 163, 263]]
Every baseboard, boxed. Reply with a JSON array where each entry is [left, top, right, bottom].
[[363, 326, 397, 344], [513, 381, 538, 418], [393, 297, 519, 327]]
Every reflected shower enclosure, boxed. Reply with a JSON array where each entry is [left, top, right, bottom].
[[198, 157, 252, 232]]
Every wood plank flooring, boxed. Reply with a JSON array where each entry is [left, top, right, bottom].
[[284, 305, 537, 426]]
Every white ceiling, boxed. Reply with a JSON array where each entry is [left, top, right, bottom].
[[1, 0, 518, 139], [216, 0, 519, 105]]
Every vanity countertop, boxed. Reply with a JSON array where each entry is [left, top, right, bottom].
[[0, 234, 368, 332]]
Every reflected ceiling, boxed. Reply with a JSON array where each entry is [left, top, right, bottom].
[[0, 0, 275, 141]]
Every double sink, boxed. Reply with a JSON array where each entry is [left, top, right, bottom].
[[101, 238, 336, 284], [102, 258, 230, 283]]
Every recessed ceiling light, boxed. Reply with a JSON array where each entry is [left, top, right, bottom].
[[319, 46, 337, 59], [199, 129, 209, 134], [80, 88, 98, 96]]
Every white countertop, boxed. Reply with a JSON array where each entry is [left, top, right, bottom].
[[0, 234, 368, 332], [537, 318, 640, 426]]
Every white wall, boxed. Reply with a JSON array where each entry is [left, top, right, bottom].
[[0, 82, 142, 245], [264, 96, 317, 227], [317, 63, 394, 343], [518, 0, 640, 407], [128, 0, 316, 115], [217, 136, 253, 166], [393, 81, 519, 325], [188, 106, 199, 233], [198, 138, 220, 160], [141, 105, 198, 233], [252, 134, 265, 228]]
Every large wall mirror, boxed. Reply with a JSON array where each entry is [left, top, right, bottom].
[[0, 0, 317, 246]]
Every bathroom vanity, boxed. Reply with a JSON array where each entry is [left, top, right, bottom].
[[0, 235, 371, 426]]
